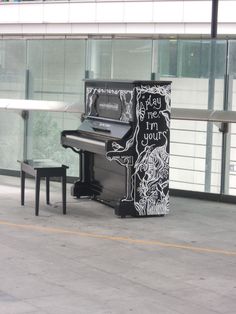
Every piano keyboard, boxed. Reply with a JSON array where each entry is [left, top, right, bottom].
[[62, 134, 106, 155]]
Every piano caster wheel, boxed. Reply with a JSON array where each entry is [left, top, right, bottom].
[[120, 215, 126, 219]]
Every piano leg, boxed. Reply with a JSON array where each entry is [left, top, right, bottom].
[[71, 151, 99, 198]]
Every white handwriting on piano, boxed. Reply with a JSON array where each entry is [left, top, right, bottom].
[[143, 95, 162, 111], [141, 131, 167, 146]]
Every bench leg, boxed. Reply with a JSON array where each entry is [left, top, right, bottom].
[[35, 175, 40, 216], [46, 177, 50, 205], [20, 170, 25, 206], [62, 173, 66, 215]]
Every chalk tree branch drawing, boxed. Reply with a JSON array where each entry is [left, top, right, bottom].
[[106, 81, 171, 216]]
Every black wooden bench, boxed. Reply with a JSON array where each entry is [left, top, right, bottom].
[[18, 159, 69, 216]]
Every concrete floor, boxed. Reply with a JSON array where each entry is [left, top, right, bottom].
[[0, 175, 236, 314]]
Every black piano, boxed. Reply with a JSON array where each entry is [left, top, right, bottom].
[[61, 80, 171, 217]]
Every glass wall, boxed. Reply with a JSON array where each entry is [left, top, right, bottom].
[[0, 38, 234, 196]]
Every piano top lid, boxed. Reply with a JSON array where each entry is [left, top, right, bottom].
[[84, 79, 172, 87]]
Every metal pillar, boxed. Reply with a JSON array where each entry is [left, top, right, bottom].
[[220, 41, 232, 195], [151, 39, 157, 80], [22, 69, 30, 161], [205, 41, 216, 192], [211, 0, 219, 39], [204, 0, 219, 192]]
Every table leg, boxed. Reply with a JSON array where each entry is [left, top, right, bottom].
[[21, 170, 25, 206], [35, 175, 40, 216], [46, 176, 50, 205]]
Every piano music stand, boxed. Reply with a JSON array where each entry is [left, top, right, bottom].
[[18, 159, 68, 216]]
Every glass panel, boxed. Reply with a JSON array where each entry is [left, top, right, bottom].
[[156, 39, 226, 79], [170, 120, 207, 192], [28, 40, 66, 101], [87, 40, 112, 79], [27, 111, 80, 177], [112, 39, 152, 80], [155, 39, 227, 109], [88, 39, 152, 80], [180, 40, 210, 78], [170, 121, 222, 193], [64, 40, 86, 106], [0, 112, 24, 170], [27, 39, 85, 105], [27, 40, 43, 100], [157, 40, 177, 77], [0, 40, 26, 99], [0, 40, 26, 170], [42, 40, 65, 101]]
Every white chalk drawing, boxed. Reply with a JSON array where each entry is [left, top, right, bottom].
[[86, 87, 134, 122], [106, 139, 135, 202], [134, 141, 169, 215], [106, 83, 171, 216], [134, 84, 170, 215]]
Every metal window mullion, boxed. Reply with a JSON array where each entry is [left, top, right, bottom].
[[205, 39, 217, 192], [220, 41, 232, 195], [23, 48, 30, 161], [151, 39, 157, 80]]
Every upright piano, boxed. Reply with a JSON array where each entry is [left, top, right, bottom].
[[61, 80, 171, 217]]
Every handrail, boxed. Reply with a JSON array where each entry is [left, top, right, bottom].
[[1, 99, 236, 123], [0, 0, 199, 4], [0, 98, 82, 113], [171, 108, 236, 123]]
